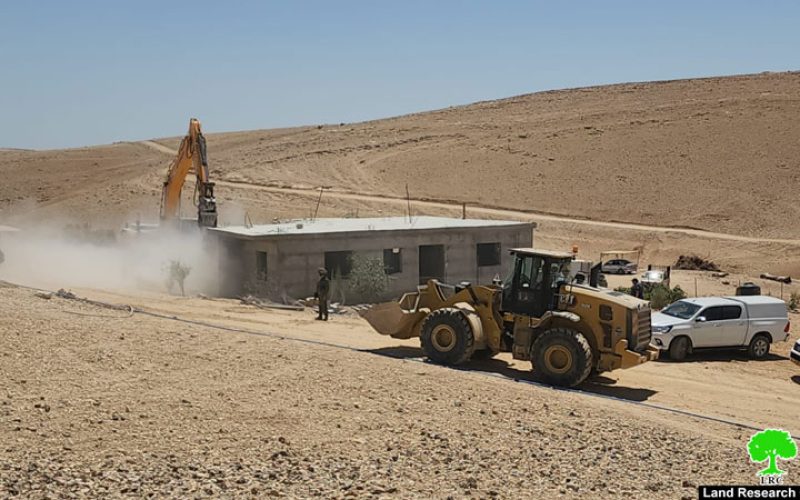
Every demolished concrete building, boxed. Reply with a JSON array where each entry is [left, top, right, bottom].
[[210, 216, 535, 302]]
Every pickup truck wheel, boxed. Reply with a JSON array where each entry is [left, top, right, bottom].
[[420, 308, 475, 366], [748, 334, 771, 359], [668, 336, 690, 361], [531, 328, 593, 387]]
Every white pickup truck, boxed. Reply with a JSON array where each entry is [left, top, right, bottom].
[[651, 296, 790, 361]]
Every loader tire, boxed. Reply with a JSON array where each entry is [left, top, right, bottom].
[[531, 328, 593, 387], [420, 308, 475, 366]]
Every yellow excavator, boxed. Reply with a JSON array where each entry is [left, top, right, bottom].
[[362, 248, 658, 387], [160, 118, 218, 228]]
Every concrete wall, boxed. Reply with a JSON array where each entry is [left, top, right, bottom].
[[213, 223, 533, 302]]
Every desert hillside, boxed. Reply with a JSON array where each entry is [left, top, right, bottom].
[[1, 72, 799, 239], [201, 72, 800, 239]]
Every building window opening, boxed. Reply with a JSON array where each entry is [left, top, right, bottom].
[[383, 248, 402, 274], [256, 251, 268, 281], [325, 251, 353, 278], [477, 242, 501, 267]]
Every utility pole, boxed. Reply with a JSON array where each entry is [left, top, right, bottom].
[[405, 183, 412, 223], [313, 187, 324, 220]]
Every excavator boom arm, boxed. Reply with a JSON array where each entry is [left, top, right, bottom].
[[160, 118, 217, 227]]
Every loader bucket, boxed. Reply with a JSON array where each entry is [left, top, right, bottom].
[[359, 300, 427, 339]]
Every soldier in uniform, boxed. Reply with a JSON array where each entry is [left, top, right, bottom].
[[314, 268, 330, 321], [630, 278, 644, 299]]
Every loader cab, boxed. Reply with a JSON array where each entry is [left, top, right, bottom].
[[502, 249, 574, 318]]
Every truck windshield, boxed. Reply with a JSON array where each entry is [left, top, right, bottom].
[[661, 300, 701, 319]]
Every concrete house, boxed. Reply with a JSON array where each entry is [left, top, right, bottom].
[[210, 216, 535, 302]]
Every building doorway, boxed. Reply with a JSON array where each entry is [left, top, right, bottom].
[[419, 244, 445, 284]]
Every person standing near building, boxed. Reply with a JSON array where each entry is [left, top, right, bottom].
[[314, 268, 330, 321], [630, 278, 644, 299]]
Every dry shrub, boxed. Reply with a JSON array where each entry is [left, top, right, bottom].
[[674, 255, 720, 272], [166, 260, 191, 296]]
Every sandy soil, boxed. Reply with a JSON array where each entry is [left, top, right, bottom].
[[0, 282, 782, 498], [68, 276, 799, 433]]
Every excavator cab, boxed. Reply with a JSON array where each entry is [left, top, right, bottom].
[[502, 249, 574, 318]]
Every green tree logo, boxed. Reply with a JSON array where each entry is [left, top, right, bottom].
[[747, 429, 798, 476]]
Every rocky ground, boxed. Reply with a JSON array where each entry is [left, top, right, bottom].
[[0, 283, 767, 498]]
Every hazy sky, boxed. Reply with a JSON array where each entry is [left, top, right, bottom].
[[2, 1, 799, 149]]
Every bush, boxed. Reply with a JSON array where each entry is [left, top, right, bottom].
[[674, 254, 720, 271], [789, 292, 800, 312], [648, 286, 671, 309], [670, 285, 687, 301], [647, 284, 686, 309], [166, 260, 191, 296], [347, 254, 388, 303], [615, 284, 686, 309]]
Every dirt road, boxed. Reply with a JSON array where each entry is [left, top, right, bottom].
[[70, 284, 800, 437]]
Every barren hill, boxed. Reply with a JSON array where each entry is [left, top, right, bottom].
[[2, 72, 799, 241]]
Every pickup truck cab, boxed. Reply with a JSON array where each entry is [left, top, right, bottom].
[[651, 296, 790, 361]]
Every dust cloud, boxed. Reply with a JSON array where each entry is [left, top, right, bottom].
[[0, 223, 219, 295]]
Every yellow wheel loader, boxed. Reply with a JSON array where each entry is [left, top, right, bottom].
[[361, 248, 658, 387]]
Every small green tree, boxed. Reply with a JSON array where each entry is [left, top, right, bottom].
[[670, 285, 687, 302], [347, 254, 388, 303], [166, 260, 191, 296], [747, 429, 798, 476], [645, 284, 687, 309], [648, 285, 671, 309]]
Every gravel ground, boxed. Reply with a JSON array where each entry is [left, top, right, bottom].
[[0, 285, 760, 498]]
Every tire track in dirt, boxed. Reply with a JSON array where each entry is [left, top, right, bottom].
[[140, 140, 178, 156]]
